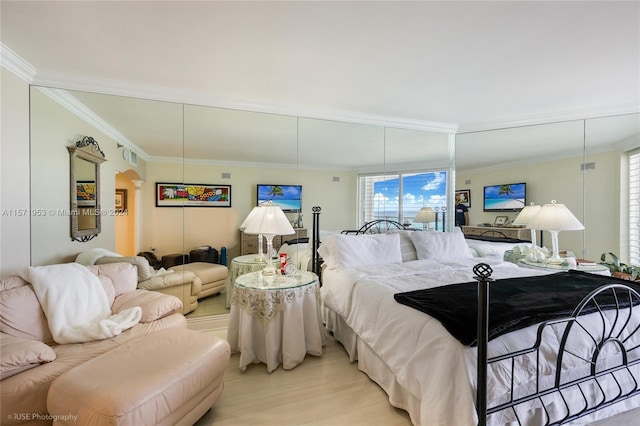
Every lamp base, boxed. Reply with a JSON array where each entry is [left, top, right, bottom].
[[546, 256, 564, 265], [262, 264, 278, 276]]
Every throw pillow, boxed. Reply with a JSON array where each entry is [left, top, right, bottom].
[[0, 332, 56, 379]]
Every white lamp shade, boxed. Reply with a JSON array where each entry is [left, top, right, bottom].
[[512, 203, 541, 226], [526, 200, 584, 231], [243, 204, 295, 236], [240, 206, 263, 230], [413, 207, 436, 223]]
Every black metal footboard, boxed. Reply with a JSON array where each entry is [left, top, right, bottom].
[[311, 206, 322, 277], [475, 263, 640, 425]]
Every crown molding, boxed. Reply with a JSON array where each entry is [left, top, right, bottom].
[[30, 68, 460, 134], [457, 104, 640, 134], [35, 87, 150, 162], [0, 43, 37, 82]]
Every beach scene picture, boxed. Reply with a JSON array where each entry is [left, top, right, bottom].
[[483, 183, 526, 210], [257, 185, 302, 212]]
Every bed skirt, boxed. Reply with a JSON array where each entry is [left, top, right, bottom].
[[323, 306, 427, 426], [322, 306, 640, 426]]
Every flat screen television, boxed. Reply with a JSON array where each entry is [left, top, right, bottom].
[[483, 182, 526, 212], [257, 184, 302, 212]]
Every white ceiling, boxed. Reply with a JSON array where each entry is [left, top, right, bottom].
[[2, 1, 639, 132]]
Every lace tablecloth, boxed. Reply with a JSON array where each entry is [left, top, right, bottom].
[[225, 255, 267, 308], [227, 271, 325, 372]]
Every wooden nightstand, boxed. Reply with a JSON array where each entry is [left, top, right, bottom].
[[240, 228, 307, 255]]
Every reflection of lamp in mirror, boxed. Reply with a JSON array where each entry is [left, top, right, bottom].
[[243, 202, 295, 275], [512, 202, 541, 247], [240, 206, 266, 263], [526, 200, 584, 264], [413, 207, 436, 230]]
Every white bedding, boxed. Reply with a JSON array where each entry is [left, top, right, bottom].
[[320, 257, 640, 426]]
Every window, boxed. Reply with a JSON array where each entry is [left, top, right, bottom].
[[629, 149, 640, 266], [358, 171, 448, 230]]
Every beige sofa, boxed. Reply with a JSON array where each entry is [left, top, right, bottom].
[[94, 255, 200, 314], [0, 262, 229, 426]]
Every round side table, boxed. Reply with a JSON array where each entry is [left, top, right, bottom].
[[227, 270, 325, 372], [224, 254, 267, 308]]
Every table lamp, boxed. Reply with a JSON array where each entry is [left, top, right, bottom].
[[526, 200, 584, 264], [240, 206, 266, 262], [243, 202, 295, 275], [413, 207, 436, 230], [512, 202, 541, 247]]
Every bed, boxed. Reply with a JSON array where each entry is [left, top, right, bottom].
[[310, 209, 640, 426]]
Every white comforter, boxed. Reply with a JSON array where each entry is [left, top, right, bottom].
[[320, 258, 640, 426]]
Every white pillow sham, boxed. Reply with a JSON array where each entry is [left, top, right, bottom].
[[410, 229, 474, 260], [319, 233, 403, 268], [386, 229, 418, 262]]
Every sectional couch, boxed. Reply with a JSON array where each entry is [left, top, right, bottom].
[[0, 262, 229, 426]]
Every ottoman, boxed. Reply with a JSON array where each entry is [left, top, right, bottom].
[[171, 262, 229, 299], [47, 329, 230, 426]]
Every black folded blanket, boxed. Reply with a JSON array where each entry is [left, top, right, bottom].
[[394, 270, 639, 346]]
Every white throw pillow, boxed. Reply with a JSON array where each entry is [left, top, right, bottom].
[[386, 229, 418, 262], [330, 233, 403, 268], [410, 230, 474, 260]]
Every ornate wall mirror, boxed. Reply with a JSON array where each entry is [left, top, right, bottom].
[[68, 136, 106, 241]]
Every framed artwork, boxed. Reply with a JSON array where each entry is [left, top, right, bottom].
[[115, 189, 127, 212], [455, 189, 471, 208], [77, 181, 96, 206], [156, 183, 231, 207], [494, 215, 509, 226]]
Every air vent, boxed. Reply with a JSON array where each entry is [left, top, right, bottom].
[[129, 151, 138, 166], [580, 162, 595, 170]]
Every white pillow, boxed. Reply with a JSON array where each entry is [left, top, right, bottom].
[[328, 233, 403, 268], [317, 235, 339, 267], [410, 230, 474, 260], [386, 229, 418, 262]]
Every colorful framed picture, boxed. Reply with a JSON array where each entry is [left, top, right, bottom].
[[156, 183, 231, 207], [455, 189, 471, 208], [77, 181, 96, 206], [115, 189, 127, 212]]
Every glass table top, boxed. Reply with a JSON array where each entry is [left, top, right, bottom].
[[235, 270, 318, 290]]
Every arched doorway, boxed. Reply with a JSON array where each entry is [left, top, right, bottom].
[[115, 170, 143, 255]]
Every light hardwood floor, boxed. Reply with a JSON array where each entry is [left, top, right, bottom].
[[190, 319, 640, 426], [192, 325, 411, 426]]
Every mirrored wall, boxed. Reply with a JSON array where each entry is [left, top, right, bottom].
[[29, 87, 453, 267], [456, 113, 639, 260], [29, 84, 638, 272]]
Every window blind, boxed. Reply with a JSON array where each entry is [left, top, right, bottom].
[[629, 149, 640, 266]]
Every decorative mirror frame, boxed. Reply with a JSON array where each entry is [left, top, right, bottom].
[[68, 136, 106, 242]]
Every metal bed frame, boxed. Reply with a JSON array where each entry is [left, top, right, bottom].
[[475, 263, 640, 425], [311, 207, 640, 425]]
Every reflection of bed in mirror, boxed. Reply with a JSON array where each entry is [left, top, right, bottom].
[[311, 209, 640, 426]]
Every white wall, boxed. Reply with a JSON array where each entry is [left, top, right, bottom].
[[29, 89, 147, 266], [0, 68, 31, 276]]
